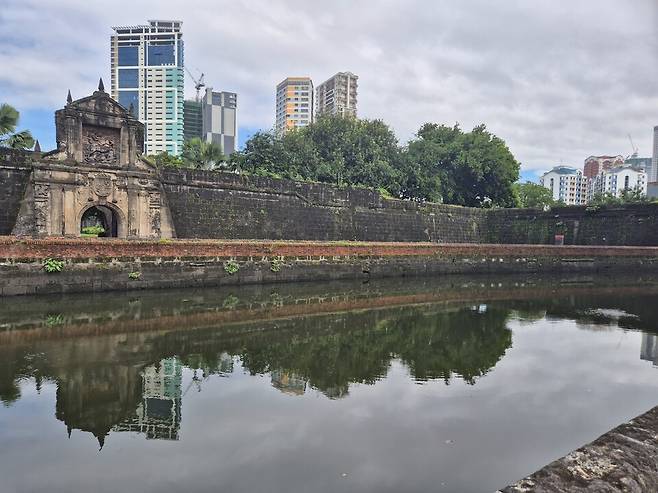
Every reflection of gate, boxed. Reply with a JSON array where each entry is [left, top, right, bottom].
[[80, 205, 118, 237]]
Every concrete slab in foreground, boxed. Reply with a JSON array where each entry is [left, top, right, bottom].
[[498, 405, 658, 492]]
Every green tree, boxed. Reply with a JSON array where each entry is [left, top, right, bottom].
[[228, 116, 402, 192], [589, 187, 650, 207], [0, 104, 34, 150], [403, 123, 520, 207], [182, 138, 226, 169], [147, 151, 184, 168], [513, 181, 555, 209]]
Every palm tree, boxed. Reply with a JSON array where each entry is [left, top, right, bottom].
[[0, 104, 34, 150], [182, 137, 226, 169]]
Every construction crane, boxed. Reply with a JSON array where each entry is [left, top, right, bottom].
[[184, 67, 205, 102], [628, 134, 639, 159]]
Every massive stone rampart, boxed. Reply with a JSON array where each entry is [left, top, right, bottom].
[[4, 151, 658, 245], [0, 152, 32, 236], [159, 168, 485, 242]]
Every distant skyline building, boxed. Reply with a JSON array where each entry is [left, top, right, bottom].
[[590, 165, 647, 198], [647, 125, 658, 183], [110, 20, 184, 155], [540, 166, 588, 205], [275, 77, 314, 135], [184, 88, 238, 155], [583, 155, 625, 179], [315, 72, 358, 118], [183, 100, 202, 141]]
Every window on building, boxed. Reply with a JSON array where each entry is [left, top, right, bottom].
[[118, 68, 139, 88], [624, 175, 630, 189], [118, 46, 139, 66], [147, 43, 176, 66], [118, 91, 139, 116]]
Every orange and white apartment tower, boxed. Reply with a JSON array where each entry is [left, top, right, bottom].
[[275, 77, 314, 135]]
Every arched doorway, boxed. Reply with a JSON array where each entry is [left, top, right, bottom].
[[80, 205, 119, 237]]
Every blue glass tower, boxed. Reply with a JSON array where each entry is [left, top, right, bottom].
[[111, 20, 184, 156]]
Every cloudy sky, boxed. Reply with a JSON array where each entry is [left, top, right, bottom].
[[1, 0, 657, 180]]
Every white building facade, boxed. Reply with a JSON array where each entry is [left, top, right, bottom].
[[316, 72, 358, 118], [540, 166, 589, 205], [111, 20, 184, 155], [590, 166, 647, 198]]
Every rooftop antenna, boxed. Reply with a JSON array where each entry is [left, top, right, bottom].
[[184, 67, 205, 102]]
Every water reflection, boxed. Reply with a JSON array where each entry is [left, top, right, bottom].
[[0, 302, 514, 444], [3, 275, 658, 492], [641, 334, 658, 367]]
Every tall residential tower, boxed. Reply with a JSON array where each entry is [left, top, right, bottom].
[[647, 126, 658, 183], [111, 20, 184, 155], [275, 77, 313, 135], [184, 88, 238, 155], [316, 72, 358, 118]]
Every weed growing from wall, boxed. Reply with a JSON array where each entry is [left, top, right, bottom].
[[43, 258, 65, 273], [223, 260, 240, 275]]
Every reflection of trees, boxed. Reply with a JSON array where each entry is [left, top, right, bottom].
[[162, 305, 513, 397], [504, 294, 658, 333], [0, 301, 513, 448]]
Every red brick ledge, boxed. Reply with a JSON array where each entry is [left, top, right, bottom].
[[1, 236, 658, 260]]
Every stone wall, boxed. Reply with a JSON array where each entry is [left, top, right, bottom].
[[487, 204, 658, 245], [0, 152, 32, 236], [5, 151, 658, 245], [160, 169, 486, 242], [2, 238, 658, 297]]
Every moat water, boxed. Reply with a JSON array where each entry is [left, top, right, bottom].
[[2, 275, 658, 493]]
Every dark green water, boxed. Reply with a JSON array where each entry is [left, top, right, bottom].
[[2, 275, 658, 493]]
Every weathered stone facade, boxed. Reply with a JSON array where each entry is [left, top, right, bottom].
[[3, 83, 658, 244], [10, 83, 174, 239]]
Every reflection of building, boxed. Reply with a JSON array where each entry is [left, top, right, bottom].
[[641, 334, 658, 366], [271, 370, 307, 396], [114, 357, 183, 440]]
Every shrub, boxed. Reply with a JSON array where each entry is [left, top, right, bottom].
[[81, 225, 105, 237], [223, 260, 240, 275], [43, 258, 65, 273], [270, 257, 284, 273], [128, 271, 141, 280]]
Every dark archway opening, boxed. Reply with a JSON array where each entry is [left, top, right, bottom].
[[80, 206, 118, 238]]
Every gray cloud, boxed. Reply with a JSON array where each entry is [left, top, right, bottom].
[[1, 0, 656, 171]]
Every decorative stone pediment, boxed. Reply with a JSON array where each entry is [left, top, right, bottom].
[[67, 94, 130, 117], [48, 79, 144, 168], [10, 81, 175, 240]]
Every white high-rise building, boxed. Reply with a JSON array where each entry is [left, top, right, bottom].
[[316, 72, 358, 118], [275, 77, 314, 135], [651, 125, 658, 182], [540, 166, 589, 205], [590, 165, 647, 198], [110, 20, 184, 155]]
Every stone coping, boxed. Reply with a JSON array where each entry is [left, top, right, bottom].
[[2, 236, 658, 260]]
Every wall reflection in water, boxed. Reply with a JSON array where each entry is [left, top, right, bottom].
[[3, 275, 658, 449]]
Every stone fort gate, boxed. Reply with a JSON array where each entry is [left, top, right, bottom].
[[11, 80, 175, 239]]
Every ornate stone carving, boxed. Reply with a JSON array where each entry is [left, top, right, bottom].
[[82, 125, 119, 165], [92, 174, 113, 197]]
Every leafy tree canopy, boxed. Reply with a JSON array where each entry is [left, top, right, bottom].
[[0, 104, 34, 150], [146, 138, 225, 170], [513, 181, 555, 209]]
